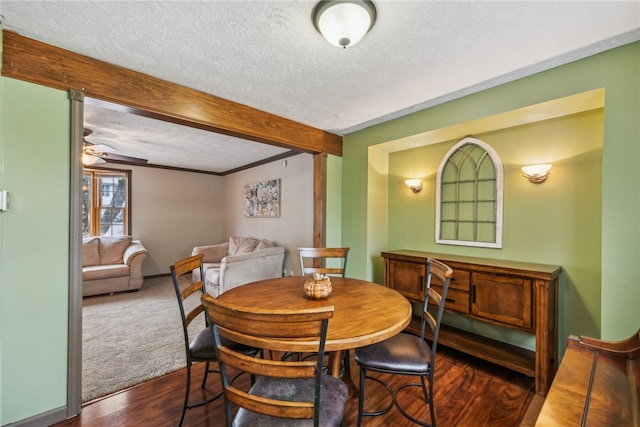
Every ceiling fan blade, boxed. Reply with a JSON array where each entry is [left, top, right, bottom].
[[83, 154, 106, 165], [100, 152, 148, 165], [87, 143, 116, 153], [83, 140, 147, 165]]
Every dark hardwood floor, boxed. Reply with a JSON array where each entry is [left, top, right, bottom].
[[52, 346, 535, 427]]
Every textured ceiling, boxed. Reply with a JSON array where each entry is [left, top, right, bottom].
[[83, 100, 290, 173], [1, 1, 639, 173]]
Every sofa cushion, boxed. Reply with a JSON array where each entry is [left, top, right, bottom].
[[83, 237, 101, 267], [83, 264, 130, 281], [228, 236, 259, 255], [99, 236, 133, 265]]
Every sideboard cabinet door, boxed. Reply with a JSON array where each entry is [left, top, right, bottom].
[[471, 272, 533, 331], [387, 259, 426, 302]]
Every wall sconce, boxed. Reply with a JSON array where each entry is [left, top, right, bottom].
[[404, 179, 422, 193], [521, 164, 552, 183], [312, 0, 377, 48]]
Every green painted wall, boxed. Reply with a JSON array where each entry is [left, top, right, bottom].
[[342, 42, 640, 350], [0, 78, 70, 424]]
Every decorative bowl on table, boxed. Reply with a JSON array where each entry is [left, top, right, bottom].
[[304, 273, 332, 299]]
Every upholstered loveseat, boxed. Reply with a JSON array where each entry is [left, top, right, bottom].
[[82, 236, 148, 297], [192, 236, 285, 297]]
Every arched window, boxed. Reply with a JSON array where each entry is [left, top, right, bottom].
[[436, 137, 503, 248]]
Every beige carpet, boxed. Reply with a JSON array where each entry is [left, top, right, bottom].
[[82, 275, 200, 402]]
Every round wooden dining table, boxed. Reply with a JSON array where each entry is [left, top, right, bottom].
[[204, 276, 412, 384]]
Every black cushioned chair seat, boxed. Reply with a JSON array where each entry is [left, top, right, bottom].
[[189, 328, 257, 361], [355, 333, 432, 374], [234, 375, 348, 427]]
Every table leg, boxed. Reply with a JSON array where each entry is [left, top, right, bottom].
[[330, 350, 358, 396], [329, 351, 341, 377]]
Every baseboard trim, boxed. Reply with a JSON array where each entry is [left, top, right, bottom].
[[144, 273, 171, 279]]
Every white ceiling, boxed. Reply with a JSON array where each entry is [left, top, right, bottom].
[[1, 1, 639, 173], [82, 99, 292, 173]]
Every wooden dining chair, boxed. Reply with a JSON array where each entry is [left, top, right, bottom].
[[354, 257, 453, 427], [170, 254, 260, 427], [298, 247, 349, 277], [297, 247, 351, 378], [205, 296, 349, 427]]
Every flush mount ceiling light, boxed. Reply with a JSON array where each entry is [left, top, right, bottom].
[[312, 0, 377, 48]]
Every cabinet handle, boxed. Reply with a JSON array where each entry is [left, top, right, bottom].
[[472, 285, 476, 303], [419, 275, 424, 292]]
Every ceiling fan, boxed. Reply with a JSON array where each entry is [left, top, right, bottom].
[[83, 129, 148, 166]]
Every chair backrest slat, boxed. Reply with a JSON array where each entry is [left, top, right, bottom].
[[424, 311, 437, 333], [217, 346, 316, 379], [181, 281, 203, 300], [226, 387, 314, 419], [298, 247, 349, 277], [172, 254, 205, 278], [184, 304, 205, 326], [426, 287, 442, 307]]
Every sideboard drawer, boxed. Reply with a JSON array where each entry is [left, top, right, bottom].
[[450, 269, 470, 291], [433, 285, 469, 313]]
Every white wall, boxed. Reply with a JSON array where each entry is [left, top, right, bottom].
[[223, 153, 314, 275], [100, 164, 223, 275], [102, 153, 313, 276]]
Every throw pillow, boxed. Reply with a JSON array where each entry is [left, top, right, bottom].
[[255, 239, 275, 250], [82, 237, 100, 267], [228, 236, 259, 255], [99, 236, 133, 265]]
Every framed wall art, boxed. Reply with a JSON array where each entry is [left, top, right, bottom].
[[244, 178, 280, 217]]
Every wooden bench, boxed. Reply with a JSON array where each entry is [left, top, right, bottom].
[[530, 329, 640, 426]]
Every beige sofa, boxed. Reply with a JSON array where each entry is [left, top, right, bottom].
[[82, 236, 148, 297], [192, 236, 285, 297]]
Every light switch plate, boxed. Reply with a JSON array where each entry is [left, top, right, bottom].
[[0, 190, 10, 211]]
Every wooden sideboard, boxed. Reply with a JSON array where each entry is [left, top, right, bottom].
[[381, 250, 562, 395]]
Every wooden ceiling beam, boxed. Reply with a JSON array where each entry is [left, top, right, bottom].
[[1, 30, 342, 156]]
